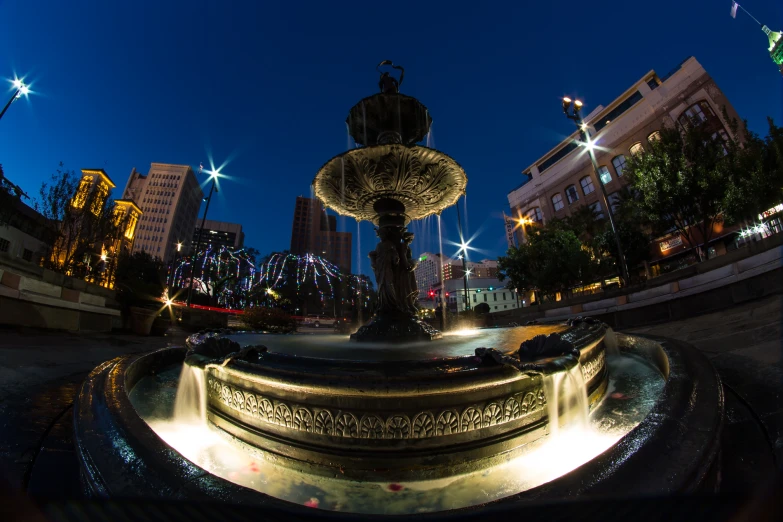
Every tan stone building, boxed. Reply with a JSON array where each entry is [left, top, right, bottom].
[[507, 57, 742, 276], [122, 163, 204, 262]]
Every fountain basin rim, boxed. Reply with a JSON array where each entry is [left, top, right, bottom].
[[74, 332, 723, 515]]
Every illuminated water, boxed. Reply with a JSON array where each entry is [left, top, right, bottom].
[[129, 351, 664, 514], [221, 325, 566, 361]]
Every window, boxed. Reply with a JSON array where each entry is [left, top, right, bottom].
[[608, 192, 621, 212], [72, 178, 91, 209], [712, 129, 730, 155], [598, 166, 612, 185], [493, 293, 497, 301], [472, 294, 477, 303], [537, 141, 580, 173], [580, 176, 595, 195], [612, 155, 627, 177], [0, 238, 9, 252], [648, 131, 661, 143], [551, 193, 564, 211], [593, 90, 644, 132], [630, 143, 644, 156], [589, 202, 605, 219], [22, 249, 33, 262], [646, 77, 659, 90], [526, 207, 543, 223], [503, 292, 507, 300], [678, 101, 715, 129], [565, 185, 579, 204], [483, 293, 487, 302]]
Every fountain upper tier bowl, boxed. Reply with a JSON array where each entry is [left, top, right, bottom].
[[346, 93, 433, 146], [313, 143, 467, 225]]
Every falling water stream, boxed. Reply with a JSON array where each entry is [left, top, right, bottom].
[[436, 214, 447, 331], [542, 363, 589, 438], [173, 364, 206, 425]]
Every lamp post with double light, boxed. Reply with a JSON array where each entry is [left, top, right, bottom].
[[0, 78, 30, 122], [187, 167, 220, 307], [562, 96, 629, 286]]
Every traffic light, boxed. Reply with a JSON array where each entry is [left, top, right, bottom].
[[476, 289, 482, 293], [488, 286, 494, 291], [445, 292, 449, 297], [428, 290, 435, 298]]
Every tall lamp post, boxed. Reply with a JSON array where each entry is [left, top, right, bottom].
[[1, 78, 30, 121], [562, 96, 629, 286], [187, 166, 220, 307], [455, 198, 470, 311]]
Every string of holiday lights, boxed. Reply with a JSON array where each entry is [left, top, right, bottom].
[[168, 248, 373, 311]]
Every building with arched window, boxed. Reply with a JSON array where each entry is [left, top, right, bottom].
[[506, 56, 743, 278]]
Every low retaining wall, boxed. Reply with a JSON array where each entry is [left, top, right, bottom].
[[0, 256, 120, 332], [489, 244, 783, 329]]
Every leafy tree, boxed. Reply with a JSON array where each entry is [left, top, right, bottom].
[[35, 163, 121, 282], [115, 250, 166, 309], [498, 227, 598, 298], [723, 118, 783, 224], [623, 121, 735, 261]]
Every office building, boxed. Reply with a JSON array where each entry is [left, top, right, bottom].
[[192, 219, 244, 252], [506, 57, 742, 275], [413, 252, 442, 298], [290, 196, 352, 273], [434, 278, 520, 313], [122, 163, 203, 262]]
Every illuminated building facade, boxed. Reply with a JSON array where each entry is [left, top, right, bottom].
[[122, 163, 203, 262], [506, 57, 744, 276], [191, 219, 244, 251]]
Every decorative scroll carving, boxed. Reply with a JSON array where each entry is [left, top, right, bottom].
[[207, 377, 545, 440], [313, 145, 467, 224], [581, 350, 606, 383]]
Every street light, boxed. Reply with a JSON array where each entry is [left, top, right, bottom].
[[0, 77, 31, 121], [562, 96, 629, 286], [186, 165, 221, 307], [454, 200, 471, 312]]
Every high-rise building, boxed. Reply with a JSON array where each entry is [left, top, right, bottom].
[[290, 196, 352, 273], [192, 219, 245, 251], [413, 252, 442, 298], [506, 57, 743, 276], [122, 163, 203, 262]]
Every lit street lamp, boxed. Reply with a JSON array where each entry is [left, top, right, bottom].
[[0, 78, 31, 122], [187, 165, 221, 307], [562, 96, 629, 285], [454, 196, 471, 313]]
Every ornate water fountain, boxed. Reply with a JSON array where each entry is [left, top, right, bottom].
[[72, 63, 725, 517], [314, 62, 466, 342]]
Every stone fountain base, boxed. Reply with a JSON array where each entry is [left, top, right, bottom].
[[350, 312, 443, 342], [73, 326, 723, 515]]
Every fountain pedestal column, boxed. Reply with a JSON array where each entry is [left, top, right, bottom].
[[351, 199, 442, 342]]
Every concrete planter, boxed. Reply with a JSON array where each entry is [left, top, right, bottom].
[[129, 306, 157, 336]]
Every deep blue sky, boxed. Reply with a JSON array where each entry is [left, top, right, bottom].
[[1, 1, 781, 277]]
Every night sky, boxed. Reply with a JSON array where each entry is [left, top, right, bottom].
[[1, 1, 780, 277]]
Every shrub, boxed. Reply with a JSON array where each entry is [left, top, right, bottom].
[[241, 307, 296, 333]]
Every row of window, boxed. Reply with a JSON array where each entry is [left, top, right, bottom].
[[521, 101, 727, 224], [528, 133, 662, 218]]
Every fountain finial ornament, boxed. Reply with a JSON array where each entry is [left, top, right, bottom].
[[377, 60, 405, 93]]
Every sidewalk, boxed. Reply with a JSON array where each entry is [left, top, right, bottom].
[[0, 327, 190, 492], [624, 294, 783, 469]]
